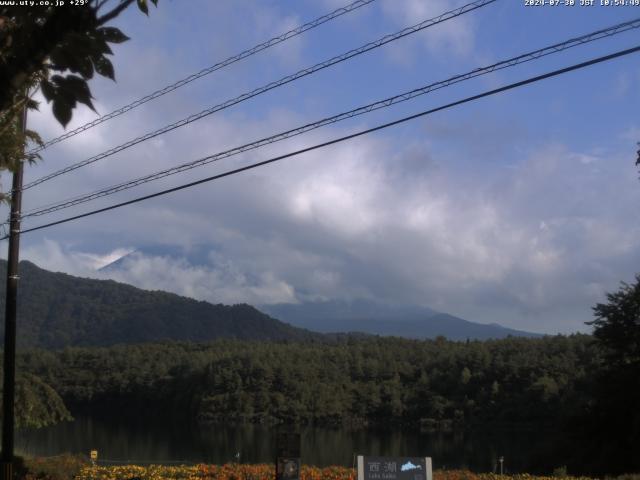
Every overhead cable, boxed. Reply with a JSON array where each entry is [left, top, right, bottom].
[[9, 44, 640, 239], [28, 0, 378, 154], [21, 0, 497, 191], [20, 17, 640, 219]]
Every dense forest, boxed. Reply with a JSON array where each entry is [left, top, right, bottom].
[[15, 335, 597, 427], [10, 329, 637, 474]]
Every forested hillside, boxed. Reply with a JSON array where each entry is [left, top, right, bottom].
[[0, 260, 316, 348], [18, 335, 597, 428]]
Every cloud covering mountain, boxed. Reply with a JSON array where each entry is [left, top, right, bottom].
[[4, 0, 639, 335]]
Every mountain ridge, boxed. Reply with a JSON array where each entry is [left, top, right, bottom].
[[1, 259, 541, 348], [97, 244, 542, 340], [0, 260, 317, 349], [261, 300, 542, 340]]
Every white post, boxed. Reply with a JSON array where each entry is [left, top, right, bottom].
[[357, 456, 364, 480]]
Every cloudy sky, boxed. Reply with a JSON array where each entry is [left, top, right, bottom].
[[3, 0, 640, 334]]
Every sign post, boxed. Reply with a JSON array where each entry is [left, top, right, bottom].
[[357, 456, 432, 480], [275, 431, 301, 480]]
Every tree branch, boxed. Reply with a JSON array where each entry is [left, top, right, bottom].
[[94, 0, 112, 11], [96, 0, 135, 26]]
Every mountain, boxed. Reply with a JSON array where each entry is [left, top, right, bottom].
[[98, 244, 215, 273], [260, 299, 542, 340], [0, 260, 317, 349], [101, 245, 541, 340], [3, 252, 540, 347]]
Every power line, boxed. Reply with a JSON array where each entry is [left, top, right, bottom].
[[19, 17, 640, 220], [28, 0, 377, 155], [20, 0, 497, 192], [9, 44, 639, 240]]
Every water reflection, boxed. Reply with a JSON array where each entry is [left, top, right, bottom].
[[16, 416, 563, 473]]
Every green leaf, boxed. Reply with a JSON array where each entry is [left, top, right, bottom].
[[52, 99, 73, 127], [24, 130, 43, 164], [25, 129, 44, 147], [137, 0, 149, 15], [52, 46, 94, 80], [50, 75, 77, 105], [91, 38, 114, 56], [50, 75, 94, 111], [74, 56, 95, 80], [48, 46, 73, 69], [98, 26, 130, 44], [65, 32, 92, 51], [40, 80, 55, 102], [60, 75, 95, 112], [26, 98, 40, 111], [93, 56, 114, 81]]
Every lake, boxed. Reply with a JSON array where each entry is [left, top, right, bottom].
[[16, 416, 564, 473]]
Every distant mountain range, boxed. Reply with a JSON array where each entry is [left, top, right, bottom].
[[0, 254, 541, 349], [0, 260, 316, 349], [261, 299, 542, 340], [99, 244, 542, 341]]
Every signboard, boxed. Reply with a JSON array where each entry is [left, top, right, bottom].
[[276, 457, 300, 480], [276, 432, 301, 480], [357, 456, 432, 480]]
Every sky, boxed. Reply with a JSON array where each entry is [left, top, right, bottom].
[[3, 0, 640, 334]]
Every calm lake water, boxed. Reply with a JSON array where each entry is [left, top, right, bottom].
[[16, 416, 563, 473]]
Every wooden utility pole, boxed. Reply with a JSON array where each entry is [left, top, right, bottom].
[[1, 105, 27, 480]]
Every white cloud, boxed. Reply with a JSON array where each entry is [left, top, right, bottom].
[[621, 126, 640, 142], [18, 134, 640, 335], [381, 0, 476, 58], [20, 239, 124, 276], [103, 253, 296, 305], [13, 67, 640, 336], [9, 0, 640, 337], [20, 240, 296, 305], [251, 10, 305, 68]]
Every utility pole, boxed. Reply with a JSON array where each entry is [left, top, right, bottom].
[[1, 105, 27, 480]]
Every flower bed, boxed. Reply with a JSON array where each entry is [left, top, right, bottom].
[[74, 465, 601, 480]]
